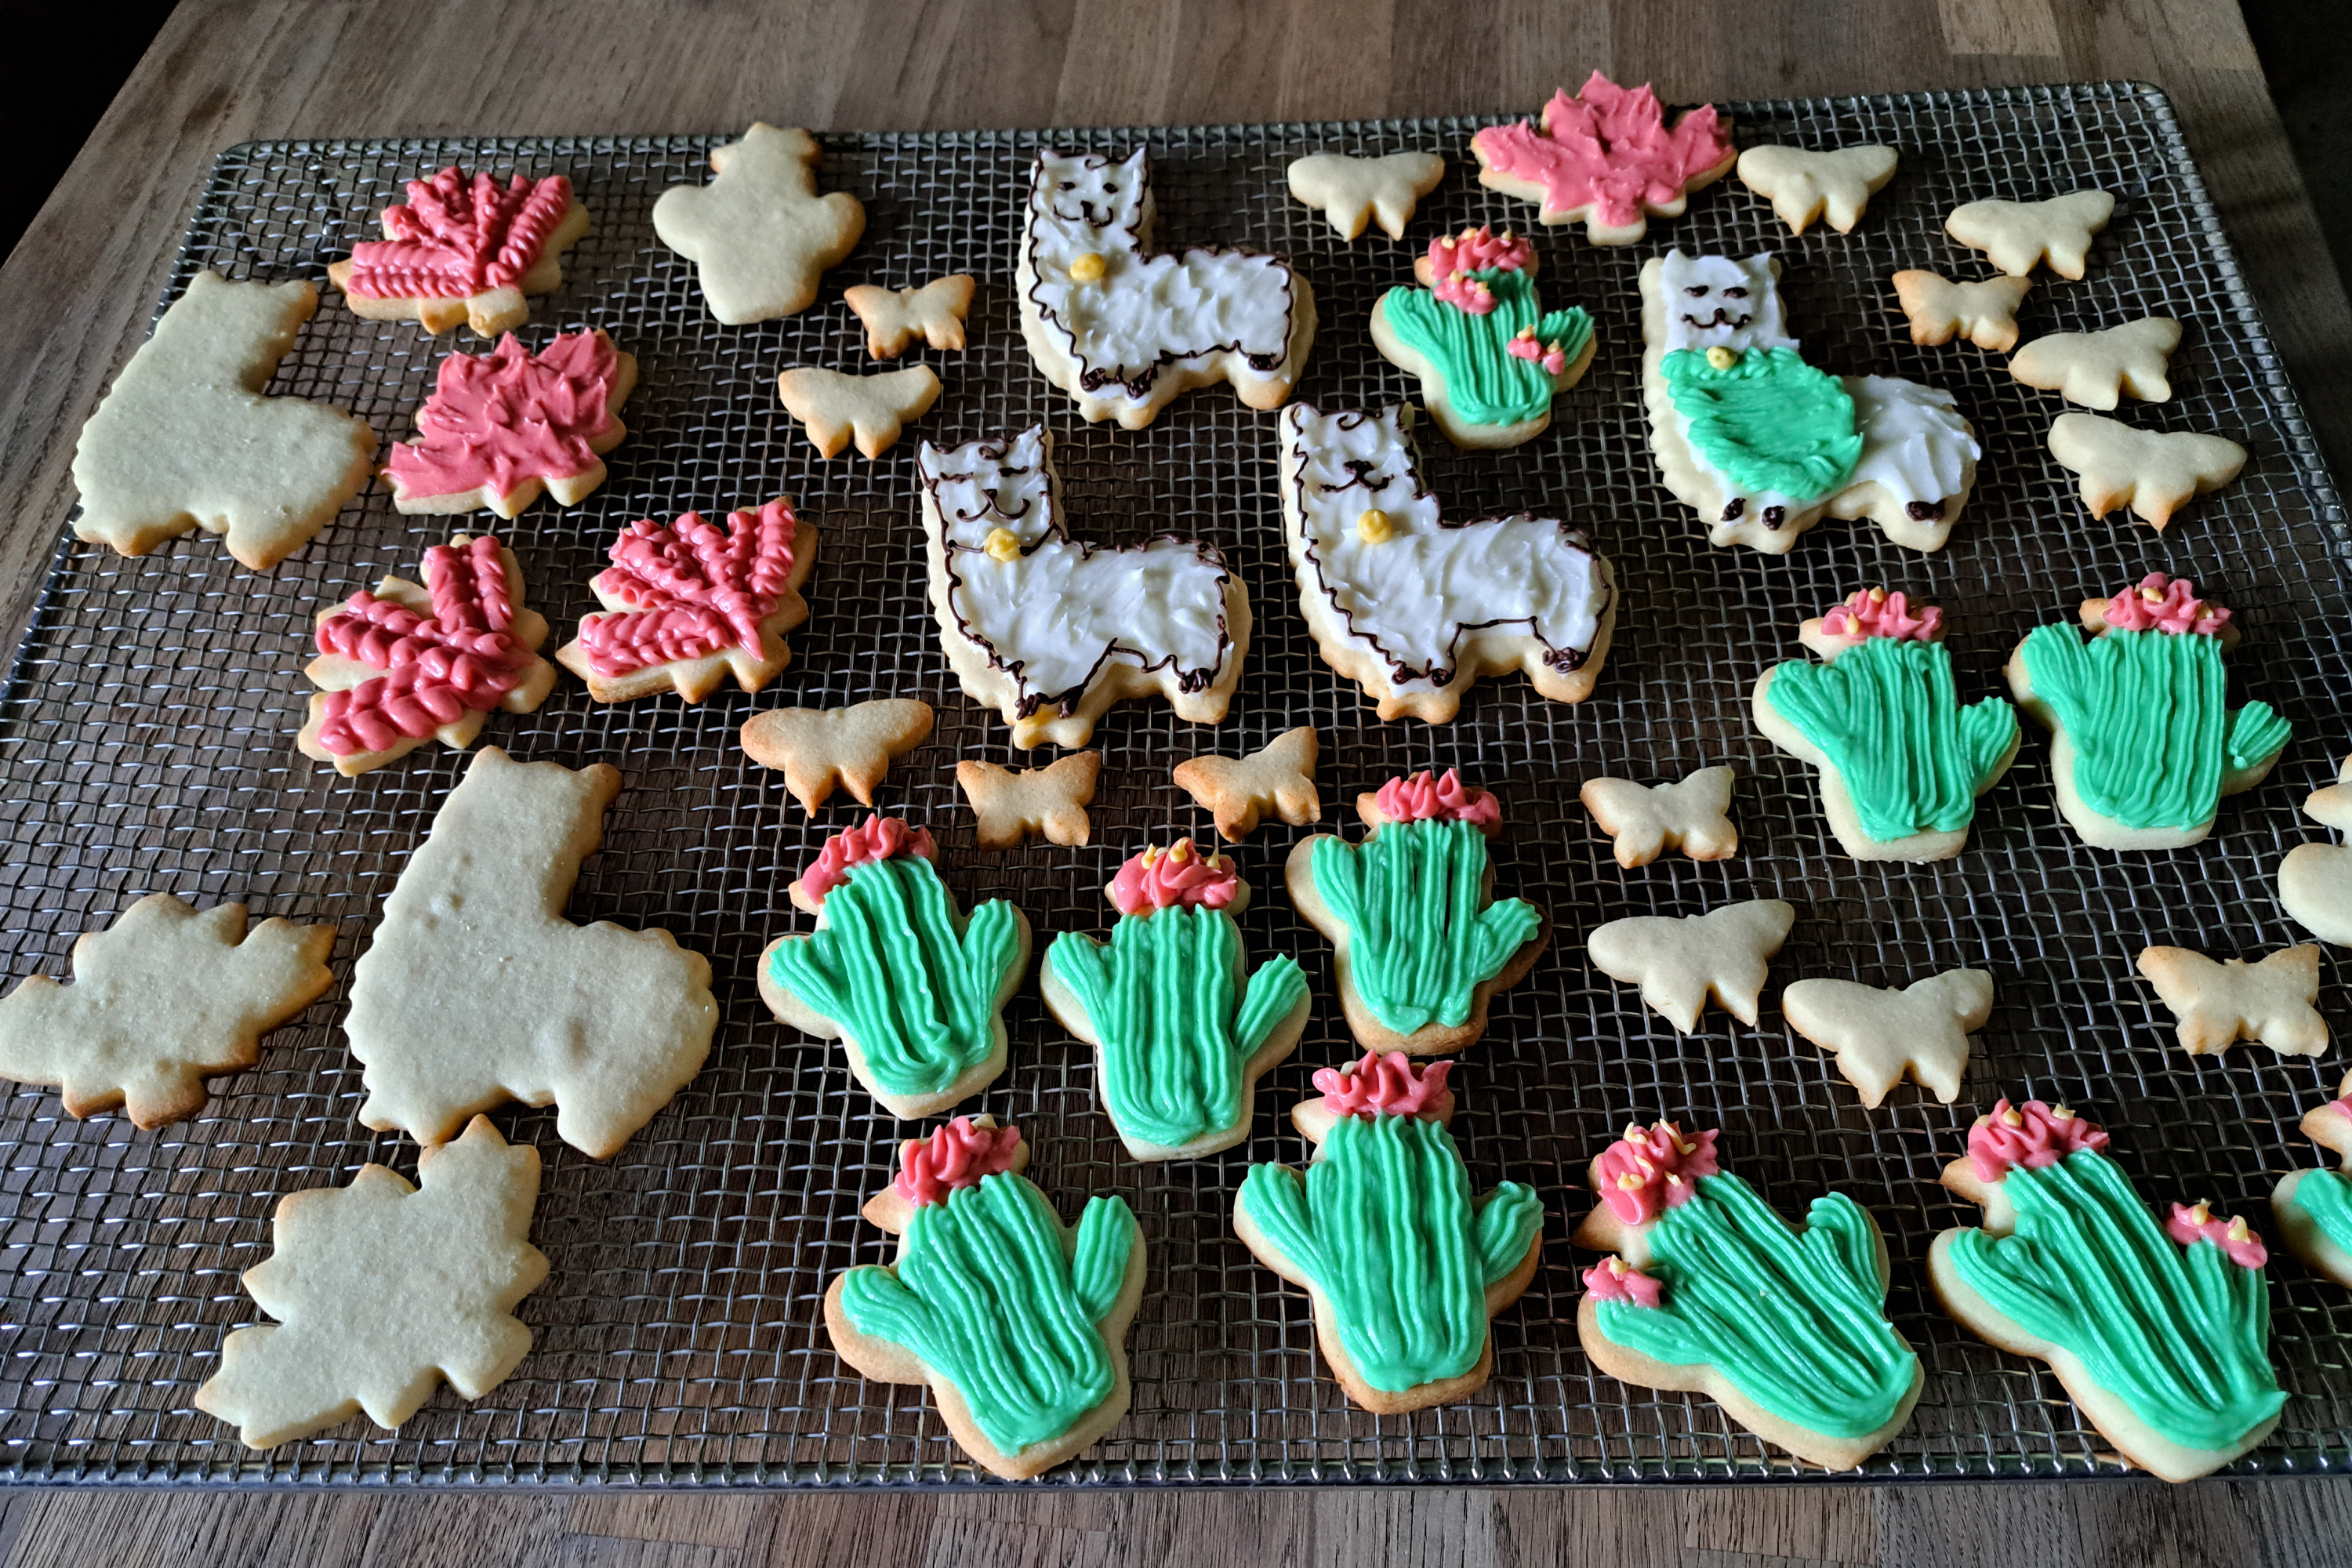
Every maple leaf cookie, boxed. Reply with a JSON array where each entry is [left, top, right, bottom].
[[1587, 900, 1795, 1034], [195, 1116, 549, 1450], [555, 500, 817, 703], [345, 748, 717, 1159], [2280, 754, 2352, 945], [775, 365, 941, 458], [1891, 270, 2032, 353], [2136, 944, 2326, 1059], [1286, 151, 1446, 241], [825, 1118, 1143, 1479], [71, 271, 376, 571], [1577, 765, 1737, 868], [2006, 574, 2288, 850], [1277, 404, 1616, 721], [1287, 771, 1547, 1054], [1236, 1055, 1541, 1414], [2272, 1075, 2352, 1288], [653, 124, 866, 325], [2010, 318, 2180, 410], [1641, 252, 1982, 554], [1371, 227, 1596, 448], [1043, 840, 1309, 1160], [328, 167, 590, 337], [761, 817, 1029, 1120], [383, 330, 636, 517], [1736, 144, 1898, 235], [2047, 411, 2245, 531], [0, 894, 334, 1129], [1172, 726, 1320, 844], [1932, 1099, 2285, 1481], [914, 426, 1249, 749], [1018, 147, 1316, 428], [1944, 190, 2114, 279], [740, 699, 935, 815], [299, 533, 558, 777], [1576, 1122, 1922, 1468], [844, 275, 975, 358], [957, 753, 1101, 848], [1472, 72, 1737, 245], [1780, 968, 1993, 1108]]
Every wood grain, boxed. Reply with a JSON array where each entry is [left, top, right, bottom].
[[0, 0, 2347, 1559]]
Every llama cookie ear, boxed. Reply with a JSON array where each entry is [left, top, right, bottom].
[[385, 331, 635, 517], [1587, 900, 1795, 1033], [2280, 754, 2352, 946], [653, 124, 866, 325], [1736, 144, 1897, 234], [1577, 767, 1737, 868], [741, 699, 935, 815], [1890, 270, 2031, 353], [2046, 412, 2245, 531], [1286, 151, 1445, 241], [844, 275, 975, 359], [328, 167, 590, 337], [2010, 318, 2180, 410], [1472, 73, 1737, 245], [1172, 727, 1320, 843], [956, 753, 1101, 848], [1945, 190, 2114, 278], [1780, 968, 1993, 1107], [2137, 944, 2328, 1058], [776, 365, 942, 458]]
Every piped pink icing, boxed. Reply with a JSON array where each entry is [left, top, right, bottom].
[[383, 330, 622, 506], [1374, 769, 1501, 827], [347, 169, 575, 299], [1506, 330, 1570, 375], [2102, 572, 2233, 637], [895, 1116, 1024, 1207], [1966, 1098, 2111, 1182], [798, 815, 938, 906], [313, 535, 532, 756], [1429, 227, 1534, 314], [1818, 587, 1944, 644], [575, 501, 799, 677], [1595, 1120, 1720, 1225], [1471, 71, 1735, 231], [1107, 839, 1238, 916], [1582, 1256, 1664, 1308], [1312, 1051, 1454, 1120], [2165, 1201, 2270, 1269]]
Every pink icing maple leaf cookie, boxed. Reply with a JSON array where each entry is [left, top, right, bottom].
[[383, 330, 636, 517], [1472, 72, 1737, 245], [554, 499, 818, 704], [328, 167, 590, 337]]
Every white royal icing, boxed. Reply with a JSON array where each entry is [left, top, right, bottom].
[[915, 426, 1234, 714], [1659, 251, 1795, 354], [1022, 149, 1300, 412], [1844, 376, 1980, 506], [1279, 404, 1605, 693]]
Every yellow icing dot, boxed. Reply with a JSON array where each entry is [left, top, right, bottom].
[[1705, 345, 1739, 370], [1356, 508, 1393, 543], [1069, 252, 1107, 282], [983, 527, 1021, 562], [1616, 1172, 1643, 1192]]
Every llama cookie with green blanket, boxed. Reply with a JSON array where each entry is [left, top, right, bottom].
[[1043, 839, 1310, 1161], [1575, 1120, 1923, 1469], [1235, 1051, 1543, 1413], [1287, 770, 1548, 1054], [1755, 587, 2020, 861], [825, 1117, 1144, 1479], [760, 815, 1030, 1119], [2007, 573, 2290, 850], [1370, 226, 1595, 448]]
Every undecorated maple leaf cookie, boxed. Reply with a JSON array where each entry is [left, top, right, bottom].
[[383, 329, 637, 517], [1588, 900, 1795, 1033], [653, 124, 866, 325], [1736, 144, 1897, 234], [1173, 727, 1321, 844], [2047, 412, 2245, 531], [1890, 270, 2032, 354], [1472, 72, 1737, 245], [844, 275, 975, 358], [2010, 318, 2180, 410], [957, 752, 1101, 848], [1286, 151, 1446, 241], [2137, 944, 2327, 1058], [0, 894, 334, 1128], [741, 699, 935, 815], [1945, 190, 2114, 279], [1781, 968, 1993, 1108], [776, 365, 941, 458], [328, 167, 590, 337], [1578, 766, 1737, 868]]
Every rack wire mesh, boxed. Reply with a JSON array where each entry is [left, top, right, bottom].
[[0, 81, 2346, 1486]]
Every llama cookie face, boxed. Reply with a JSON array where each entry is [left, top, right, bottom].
[[915, 426, 1249, 749], [1587, 900, 1795, 1033], [2280, 755, 2352, 945], [1891, 270, 2031, 353], [1018, 148, 1316, 428], [1578, 766, 1738, 868], [1641, 252, 1981, 554], [844, 275, 975, 358], [327, 168, 590, 337], [1945, 191, 2114, 278], [385, 331, 636, 517], [2136, 944, 2326, 1058], [741, 699, 935, 815], [2271, 1075, 2352, 1288], [2047, 412, 2245, 531], [71, 272, 378, 571], [652, 124, 866, 325], [1277, 405, 1615, 723], [1370, 227, 1596, 447], [1173, 727, 1320, 844], [775, 365, 941, 458], [1736, 144, 1898, 235], [1472, 72, 1737, 245], [1286, 151, 1445, 241], [2010, 318, 2180, 410], [1780, 968, 1993, 1108]]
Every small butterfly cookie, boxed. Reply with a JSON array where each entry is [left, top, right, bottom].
[[1577, 766, 1737, 868], [1587, 900, 1795, 1034], [844, 275, 976, 359], [2137, 944, 2327, 1058], [957, 753, 1101, 848], [1172, 727, 1321, 843], [1946, 191, 2114, 278], [1890, 270, 2031, 353], [741, 699, 935, 815], [2047, 412, 2245, 531], [1736, 144, 1897, 234], [776, 365, 942, 458], [2010, 318, 2180, 410], [1781, 968, 1993, 1108], [1286, 151, 1446, 241]]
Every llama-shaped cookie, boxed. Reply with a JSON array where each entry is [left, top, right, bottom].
[[1018, 148, 1316, 428]]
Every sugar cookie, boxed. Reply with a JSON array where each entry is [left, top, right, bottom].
[[1370, 227, 1596, 447], [740, 699, 935, 815], [383, 330, 635, 517], [652, 124, 865, 325], [1472, 72, 1736, 245], [327, 167, 589, 337], [1587, 900, 1795, 1033], [1286, 151, 1446, 241], [2136, 944, 2326, 1058], [957, 753, 1100, 848], [775, 365, 941, 458], [1172, 727, 1320, 844], [1780, 968, 1993, 1107], [2047, 411, 2245, 531], [1577, 766, 1737, 868], [1737, 144, 1898, 234], [844, 274, 975, 358], [2272, 1075, 2352, 1288], [1945, 191, 2114, 279], [1890, 270, 2031, 353], [2280, 755, 2352, 945], [2010, 318, 2180, 409]]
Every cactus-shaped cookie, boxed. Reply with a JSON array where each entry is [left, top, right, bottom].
[[1287, 771, 1545, 1053], [1370, 226, 1595, 448], [1574, 1120, 1922, 1469], [2272, 1073, 2352, 1289], [1235, 1053, 1542, 1412], [1043, 840, 1310, 1160], [2009, 574, 2290, 849], [1755, 588, 2019, 860], [1931, 1098, 2285, 1481], [760, 816, 1029, 1119], [825, 1117, 1143, 1479]]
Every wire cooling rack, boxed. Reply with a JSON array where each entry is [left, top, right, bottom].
[[0, 82, 2345, 1486]]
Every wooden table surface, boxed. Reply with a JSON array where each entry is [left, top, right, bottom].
[[0, 1, 2348, 1563]]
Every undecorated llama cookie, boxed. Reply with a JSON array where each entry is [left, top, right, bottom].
[[383, 330, 636, 517], [844, 275, 975, 358], [1472, 72, 1737, 244], [1172, 727, 1319, 844], [1578, 766, 1737, 868], [2281, 755, 2352, 945], [1737, 144, 1897, 234], [0, 894, 334, 1129], [776, 365, 941, 458], [71, 271, 376, 570], [652, 124, 865, 325], [1370, 227, 1596, 448], [297, 533, 557, 776], [1043, 840, 1309, 1160], [1588, 900, 1795, 1033], [740, 699, 935, 815], [1287, 151, 1446, 240], [2047, 412, 2244, 531], [1891, 270, 2031, 353], [2010, 318, 2180, 409], [195, 1116, 548, 1450], [825, 1117, 1143, 1479], [2136, 944, 2326, 1058], [2273, 1075, 2352, 1288], [1945, 191, 2114, 278], [555, 500, 817, 703], [958, 753, 1100, 848], [1780, 968, 1993, 1107], [328, 167, 590, 337]]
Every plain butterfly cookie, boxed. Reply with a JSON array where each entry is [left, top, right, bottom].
[[844, 275, 975, 358], [2136, 944, 2327, 1058], [775, 365, 941, 458], [2280, 755, 2352, 945], [1587, 900, 1795, 1033], [1780, 968, 1993, 1108], [2272, 1076, 2352, 1287], [1286, 151, 1446, 241], [2010, 318, 2180, 409], [1472, 72, 1737, 245], [1736, 144, 1898, 234], [1370, 227, 1596, 448], [1890, 270, 2031, 352], [383, 330, 635, 517], [1577, 765, 1737, 868], [957, 753, 1100, 848], [2047, 412, 2244, 530], [1172, 727, 1320, 844], [327, 167, 589, 337], [1945, 191, 2114, 278], [740, 699, 935, 815], [652, 124, 865, 325]]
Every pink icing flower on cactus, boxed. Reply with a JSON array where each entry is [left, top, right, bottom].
[[2165, 1201, 2270, 1269], [1966, 1098, 2111, 1182], [1595, 1120, 1720, 1225], [1506, 328, 1570, 376], [894, 1116, 1024, 1207], [798, 815, 937, 906], [1107, 839, 1239, 916], [1818, 586, 1944, 644], [1312, 1051, 1454, 1120], [1374, 769, 1501, 828], [2102, 572, 2232, 637], [1429, 226, 1534, 314], [1582, 1256, 1664, 1308]]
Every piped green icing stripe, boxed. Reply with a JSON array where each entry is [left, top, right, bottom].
[[1047, 904, 1308, 1150], [1592, 1173, 1918, 1441], [2019, 624, 2290, 832], [1382, 268, 1594, 427], [1308, 817, 1538, 1036], [1765, 637, 2017, 844], [840, 1171, 1136, 1456], [1661, 346, 1862, 499], [1240, 1112, 1541, 1392], [2290, 1167, 2352, 1265], [766, 856, 1023, 1098], [1946, 1149, 2283, 1454]]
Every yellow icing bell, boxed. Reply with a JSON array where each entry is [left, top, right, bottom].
[[1705, 345, 1740, 371], [1356, 508, 1393, 543], [1068, 252, 1107, 283], [983, 527, 1021, 562]]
